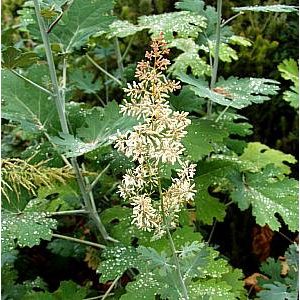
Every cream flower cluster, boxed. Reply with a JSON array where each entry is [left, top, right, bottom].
[[114, 35, 196, 238]]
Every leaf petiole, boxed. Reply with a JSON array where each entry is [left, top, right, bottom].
[[52, 233, 106, 249], [11, 69, 53, 96]]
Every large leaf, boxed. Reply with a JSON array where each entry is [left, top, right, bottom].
[[138, 246, 172, 275], [170, 86, 205, 113], [229, 168, 298, 231], [232, 5, 298, 13], [258, 244, 299, 300], [169, 38, 210, 76], [194, 160, 236, 224], [50, 0, 115, 51], [179, 73, 231, 107], [2, 68, 59, 133], [100, 206, 154, 246], [107, 20, 145, 38], [283, 87, 299, 109], [70, 70, 102, 94], [180, 243, 219, 279], [138, 11, 206, 41], [221, 268, 247, 300], [2, 209, 57, 253], [216, 76, 280, 108], [278, 59, 299, 85], [52, 101, 138, 157], [215, 112, 252, 154], [179, 74, 280, 109], [2, 47, 38, 69], [182, 119, 229, 161], [23, 281, 87, 300], [260, 258, 284, 283], [34, 181, 81, 212], [175, 0, 206, 13], [200, 40, 239, 63], [216, 113, 253, 137], [239, 142, 296, 175], [257, 282, 297, 300], [120, 272, 162, 300], [121, 242, 246, 300], [97, 245, 141, 283], [189, 279, 235, 300], [172, 226, 203, 249], [278, 59, 299, 109]]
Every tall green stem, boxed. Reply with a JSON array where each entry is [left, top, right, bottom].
[[33, 0, 110, 241], [158, 180, 189, 300], [207, 0, 223, 116], [33, 0, 68, 133]]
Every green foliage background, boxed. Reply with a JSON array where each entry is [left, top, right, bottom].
[[1, 0, 298, 299]]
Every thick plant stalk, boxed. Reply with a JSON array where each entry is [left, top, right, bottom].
[[158, 181, 189, 300], [207, 0, 223, 115], [33, 0, 111, 242], [32, 0, 68, 133]]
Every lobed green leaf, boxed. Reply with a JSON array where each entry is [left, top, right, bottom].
[[179, 74, 280, 109], [182, 119, 229, 161], [52, 101, 138, 157], [2, 67, 59, 133], [229, 168, 298, 231], [2, 209, 57, 253], [138, 11, 206, 42], [97, 245, 141, 283], [2, 47, 38, 69], [50, 0, 115, 51], [239, 142, 296, 175], [23, 281, 87, 300]]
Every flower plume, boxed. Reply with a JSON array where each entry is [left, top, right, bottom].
[[114, 34, 196, 238]]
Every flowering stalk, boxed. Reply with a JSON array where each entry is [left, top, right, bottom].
[[114, 34, 196, 298], [158, 179, 189, 299]]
